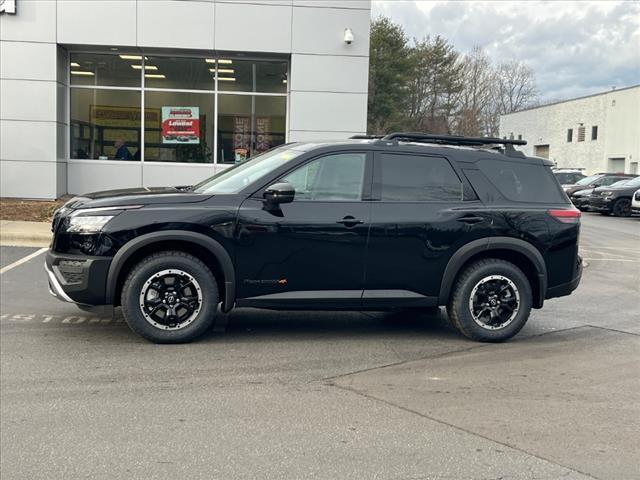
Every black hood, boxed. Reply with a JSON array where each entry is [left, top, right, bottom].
[[63, 186, 211, 210]]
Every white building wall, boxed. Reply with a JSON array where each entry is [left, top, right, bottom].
[[0, 0, 371, 199], [500, 86, 640, 175]]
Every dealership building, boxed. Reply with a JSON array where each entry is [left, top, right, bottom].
[[0, 0, 371, 199], [500, 85, 640, 175]]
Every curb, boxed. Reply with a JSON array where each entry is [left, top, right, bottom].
[[0, 233, 52, 248], [0, 221, 52, 248]]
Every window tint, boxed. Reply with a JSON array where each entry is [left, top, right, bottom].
[[378, 154, 462, 202], [477, 159, 566, 203], [282, 153, 366, 201]]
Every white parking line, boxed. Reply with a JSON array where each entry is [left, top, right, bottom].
[[582, 257, 640, 262], [0, 247, 48, 275]]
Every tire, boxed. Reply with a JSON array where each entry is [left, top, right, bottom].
[[121, 251, 219, 343], [599, 211, 610, 216], [612, 198, 632, 217], [447, 259, 532, 342]]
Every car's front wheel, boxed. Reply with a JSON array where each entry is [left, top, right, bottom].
[[612, 198, 632, 217], [447, 259, 532, 342], [121, 251, 218, 343]]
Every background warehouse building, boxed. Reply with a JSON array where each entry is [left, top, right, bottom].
[[0, 0, 371, 199], [500, 85, 640, 175]]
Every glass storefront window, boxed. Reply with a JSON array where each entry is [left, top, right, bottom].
[[69, 52, 287, 164], [144, 56, 214, 91], [216, 59, 287, 94], [70, 89, 142, 160], [144, 91, 215, 163], [70, 53, 141, 88], [217, 95, 286, 164]]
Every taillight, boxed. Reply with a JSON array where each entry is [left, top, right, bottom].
[[548, 208, 581, 224]]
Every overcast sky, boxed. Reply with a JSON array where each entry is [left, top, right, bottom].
[[371, 1, 640, 101]]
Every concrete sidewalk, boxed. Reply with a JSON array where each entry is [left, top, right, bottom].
[[0, 221, 51, 247]]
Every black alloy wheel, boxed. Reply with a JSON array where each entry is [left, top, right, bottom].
[[121, 251, 218, 343], [612, 198, 632, 217]]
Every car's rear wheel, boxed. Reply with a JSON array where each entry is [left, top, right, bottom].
[[447, 259, 532, 342], [612, 198, 631, 217], [121, 251, 218, 343]]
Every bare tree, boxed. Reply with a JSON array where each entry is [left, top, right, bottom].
[[483, 59, 538, 136], [455, 46, 494, 136], [495, 59, 538, 112]]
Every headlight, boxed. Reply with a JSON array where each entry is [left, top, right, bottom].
[[67, 215, 114, 233], [601, 191, 614, 197]]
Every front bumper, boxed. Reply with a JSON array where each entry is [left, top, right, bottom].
[[587, 195, 614, 212], [545, 254, 583, 300], [45, 250, 112, 306]]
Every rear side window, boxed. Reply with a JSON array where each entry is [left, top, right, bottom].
[[477, 159, 566, 203], [378, 153, 464, 202]]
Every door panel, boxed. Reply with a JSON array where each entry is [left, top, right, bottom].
[[363, 152, 488, 305], [234, 152, 372, 306]]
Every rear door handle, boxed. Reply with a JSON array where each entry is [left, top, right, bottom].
[[457, 215, 485, 224], [336, 216, 364, 227]]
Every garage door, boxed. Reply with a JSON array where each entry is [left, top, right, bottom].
[[534, 145, 550, 159]]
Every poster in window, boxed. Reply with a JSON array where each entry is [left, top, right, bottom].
[[255, 117, 272, 153], [233, 116, 251, 163], [162, 107, 200, 144]]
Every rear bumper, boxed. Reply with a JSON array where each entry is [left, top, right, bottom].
[[45, 250, 112, 307], [545, 255, 583, 300]]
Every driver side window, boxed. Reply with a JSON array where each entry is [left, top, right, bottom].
[[282, 153, 366, 201]]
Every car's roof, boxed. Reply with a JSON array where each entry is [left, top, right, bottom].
[[289, 139, 552, 166]]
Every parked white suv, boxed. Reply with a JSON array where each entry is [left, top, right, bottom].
[[632, 189, 640, 215]]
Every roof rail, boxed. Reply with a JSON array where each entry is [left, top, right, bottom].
[[379, 132, 527, 146]]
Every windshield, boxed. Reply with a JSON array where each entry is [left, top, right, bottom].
[[575, 174, 603, 186], [193, 145, 303, 194], [608, 179, 629, 188], [621, 176, 640, 188]]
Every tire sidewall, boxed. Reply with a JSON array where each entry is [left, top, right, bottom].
[[122, 254, 218, 343], [454, 261, 532, 342]]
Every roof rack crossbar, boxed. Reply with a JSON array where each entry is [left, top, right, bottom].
[[379, 132, 527, 146]]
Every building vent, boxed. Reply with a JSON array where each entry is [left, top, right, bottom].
[[577, 126, 586, 142]]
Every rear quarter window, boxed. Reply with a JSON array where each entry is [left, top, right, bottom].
[[477, 159, 567, 203]]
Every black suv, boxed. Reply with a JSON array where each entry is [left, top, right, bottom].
[[587, 176, 640, 216], [46, 133, 582, 344]]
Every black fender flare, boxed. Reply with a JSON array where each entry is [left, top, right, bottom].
[[437, 237, 547, 308], [105, 231, 235, 311]]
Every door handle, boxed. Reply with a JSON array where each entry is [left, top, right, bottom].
[[457, 215, 485, 224], [336, 216, 364, 227]]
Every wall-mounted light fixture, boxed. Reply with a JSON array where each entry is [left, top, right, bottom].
[[344, 28, 354, 45]]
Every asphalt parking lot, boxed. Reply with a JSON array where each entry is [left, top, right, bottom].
[[1, 213, 638, 480]]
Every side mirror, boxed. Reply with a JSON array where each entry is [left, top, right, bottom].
[[263, 182, 295, 207]]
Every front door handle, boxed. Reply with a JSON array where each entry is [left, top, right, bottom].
[[336, 216, 364, 227], [457, 215, 485, 224]]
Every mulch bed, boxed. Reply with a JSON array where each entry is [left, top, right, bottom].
[[0, 197, 70, 222]]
